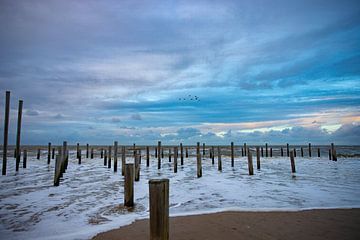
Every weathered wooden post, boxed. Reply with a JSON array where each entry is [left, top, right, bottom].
[[23, 149, 27, 168], [265, 143, 268, 157], [261, 147, 263, 157], [104, 150, 107, 166], [76, 143, 80, 159], [174, 147, 177, 173], [287, 143, 290, 157], [100, 148, 104, 158], [331, 143, 337, 161], [185, 147, 188, 158], [78, 149, 82, 164], [149, 179, 169, 240], [281, 147, 284, 156], [241, 147, 244, 157], [231, 142, 234, 167], [301, 147, 304, 157], [247, 148, 254, 175], [328, 149, 332, 160], [244, 143, 247, 156], [290, 150, 296, 173], [52, 147, 55, 159], [37, 148, 40, 159], [47, 142, 51, 164], [308, 143, 312, 157], [256, 146, 260, 170], [203, 143, 205, 156], [161, 147, 164, 159], [197, 142, 202, 177], [86, 143, 89, 158], [157, 141, 161, 169], [122, 146, 126, 175], [146, 146, 150, 167], [108, 146, 112, 168], [124, 164, 134, 207], [54, 155, 61, 186], [180, 143, 184, 165], [114, 141, 118, 172], [270, 147, 273, 157], [135, 153, 140, 181], [317, 148, 320, 157], [211, 146, 215, 165], [293, 148, 296, 157], [63, 141, 68, 171], [168, 148, 171, 162], [2, 91, 10, 175], [217, 146, 222, 171], [91, 148, 94, 159], [155, 147, 158, 158], [15, 99, 23, 172]]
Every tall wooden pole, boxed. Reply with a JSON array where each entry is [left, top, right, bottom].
[[15, 100, 23, 171], [114, 141, 118, 172], [180, 143, 183, 165], [157, 141, 161, 169], [308, 143, 312, 157], [290, 150, 296, 173], [256, 146, 260, 170], [231, 142, 234, 167], [122, 146, 126, 175], [2, 91, 10, 175], [124, 163, 134, 207], [146, 146, 150, 167], [247, 148, 254, 175], [47, 142, 51, 164], [197, 142, 202, 177], [217, 146, 222, 171]]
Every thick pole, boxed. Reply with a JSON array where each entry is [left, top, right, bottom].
[[108, 146, 111, 168], [290, 150, 296, 173], [174, 147, 177, 173], [331, 143, 337, 161], [217, 146, 222, 171], [270, 147, 273, 157], [2, 91, 10, 175], [318, 148, 320, 157], [256, 146, 260, 170], [281, 147, 283, 157], [91, 148, 94, 159], [149, 179, 169, 240], [265, 143, 268, 157], [185, 148, 188, 158], [301, 147, 304, 157], [37, 148, 40, 159], [247, 148, 254, 175], [293, 148, 296, 157], [197, 142, 202, 178], [231, 142, 234, 167], [15, 100, 23, 171], [114, 141, 118, 172], [78, 149, 82, 164], [104, 150, 107, 166], [76, 143, 80, 159], [23, 149, 27, 168], [308, 143, 312, 157], [146, 146, 150, 167], [211, 146, 215, 165], [124, 164, 134, 207], [86, 144, 89, 158], [157, 141, 161, 169], [47, 142, 51, 164], [168, 148, 171, 162], [180, 143, 183, 165], [122, 146, 126, 175]]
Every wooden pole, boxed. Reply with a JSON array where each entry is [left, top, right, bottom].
[[197, 142, 202, 177], [114, 141, 118, 172], [157, 141, 161, 169], [203, 143, 205, 156], [308, 143, 312, 157], [247, 148, 254, 175], [329, 149, 332, 160], [149, 179, 169, 240], [244, 143, 247, 156], [217, 146, 222, 171], [54, 155, 61, 186], [241, 147, 244, 157], [287, 143, 289, 157], [270, 147, 273, 157], [104, 150, 107, 166], [124, 163, 134, 207], [281, 147, 283, 156], [180, 143, 183, 165], [146, 146, 150, 167], [174, 147, 177, 173], [91, 148, 94, 159], [290, 150, 296, 173], [231, 142, 234, 167], [108, 146, 112, 168], [78, 149, 82, 164], [301, 147, 304, 157], [122, 146, 126, 175], [63, 141, 68, 171], [293, 148, 296, 157], [135, 153, 140, 181], [76, 143, 80, 159], [37, 148, 40, 159], [86, 143, 89, 158], [168, 148, 171, 162], [52, 147, 55, 159], [185, 147, 188, 158], [211, 146, 215, 165], [256, 146, 260, 170], [265, 143, 268, 157], [47, 142, 51, 164], [15, 100, 23, 172], [155, 147, 158, 158], [331, 143, 337, 161], [23, 149, 27, 168], [317, 148, 320, 157], [261, 147, 263, 157], [2, 91, 10, 175]]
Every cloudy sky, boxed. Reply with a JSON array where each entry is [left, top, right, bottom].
[[1, 0, 359, 145]]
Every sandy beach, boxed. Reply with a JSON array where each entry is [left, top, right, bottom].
[[92, 208, 360, 240]]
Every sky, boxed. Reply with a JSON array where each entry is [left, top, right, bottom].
[[0, 0, 359, 145]]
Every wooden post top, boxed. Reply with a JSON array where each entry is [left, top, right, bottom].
[[149, 179, 169, 185]]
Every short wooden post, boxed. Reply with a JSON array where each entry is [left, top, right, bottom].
[[211, 146, 215, 165], [100, 148, 104, 158], [329, 149, 332, 160], [247, 148, 254, 175], [301, 147, 304, 157], [37, 148, 40, 159], [244, 143, 247, 156], [76, 143, 80, 159], [23, 149, 27, 168], [168, 148, 171, 162], [155, 147, 158, 158], [108, 146, 112, 168], [52, 147, 55, 159], [261, 147, 263, 157], [135, 153, 140, 181], [217, 146, 222, 171], [86, 143, 89, 158], [270, 147, 273, 157], [47, 142, 51, 164], [308, 143, 312, 157], [231, 142, 234, 167], [180, 143, 183, 165], [124, 164, 134, 207], [149, 179, 169, 240], [146, 146, 150, 167], [63, 141, 68, 171], [203, 143, 205, 156], [287, 143, 289, 157], [293, 148, 296, 157], [54, 155, 61, 186], [290, 150, 296, 173], [281, 147, 283, 156], [185, 147, 188, 158], [122, 146, 126, 175], [241, 147, 244, 157], [197, 142, 202, 177], [104, 150, 107, 166], [78, 149, 82, 164], [256, 146, 260, 170], [317, 148, 320, 157], [265, 143, 268, 157], [331, 143, 337, 161], [161, 147, 164, 159], [157, 141, 161, 169], [2, 91, 10, 175], [15, 100, 23, 172], [174, 147, 177, 173], [114, 141, 118, 172], [91, 148, 94, 159]]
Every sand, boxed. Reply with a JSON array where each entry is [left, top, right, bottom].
[[92, 209, 360, 240]]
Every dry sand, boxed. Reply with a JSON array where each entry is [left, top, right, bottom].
[[92, 208, 360, 240]]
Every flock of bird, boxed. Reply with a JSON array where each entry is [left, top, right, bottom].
[[178, 94, 200, 101]]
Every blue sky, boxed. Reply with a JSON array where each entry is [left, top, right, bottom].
[[0, 0, 359, 145]]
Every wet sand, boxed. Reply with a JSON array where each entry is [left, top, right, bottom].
[[92, 208, 360, 240]]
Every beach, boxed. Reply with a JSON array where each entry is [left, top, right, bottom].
[[93, 208, 360, 240]]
